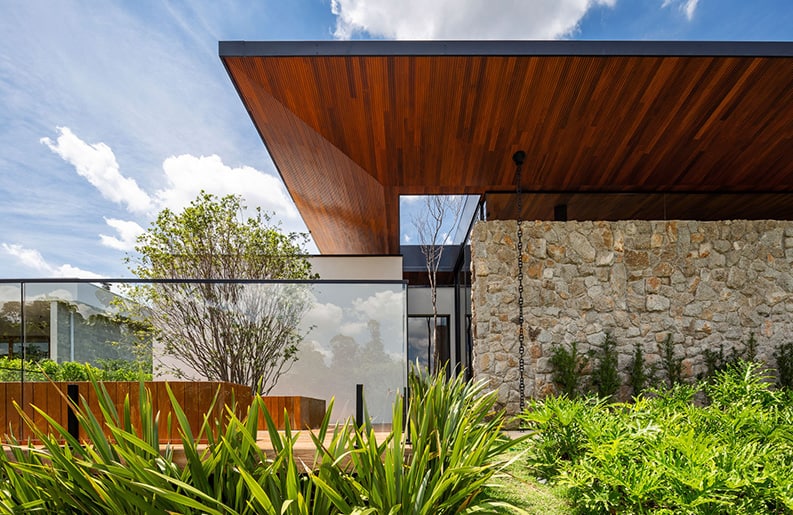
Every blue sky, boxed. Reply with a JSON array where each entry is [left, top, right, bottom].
[[1, 0, 791, 278]]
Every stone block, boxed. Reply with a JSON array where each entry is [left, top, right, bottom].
[[646, 294, 670, 312], [650, 232, 664, 248], [625, 250, 650, 268], [568, 231, 596, 262], [646, 276, 662, 293], [547, 244, 566, 261], [596, 251, 615, 266]]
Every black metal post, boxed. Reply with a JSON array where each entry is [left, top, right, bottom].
[[67, 383, 79, 441], [355, 383, 364, 429], [404, 386, 411, 444]]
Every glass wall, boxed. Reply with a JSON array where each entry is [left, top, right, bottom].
[[0, 280, 407, 425], [269, 282, 406, 425], [407, 315, 449, 372]]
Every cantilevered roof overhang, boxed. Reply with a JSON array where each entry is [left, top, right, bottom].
[[220, 40, 793, 255]]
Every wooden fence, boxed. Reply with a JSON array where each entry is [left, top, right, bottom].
[[0, 381, 250, 443], [259, 396, 326, 431], [0, 382, 325, 444]]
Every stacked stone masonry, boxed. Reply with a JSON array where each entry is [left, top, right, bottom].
[[471, 220, 793, 415]]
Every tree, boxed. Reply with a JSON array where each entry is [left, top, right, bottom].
[[411, 195, 464, 374], [125, 192, 315, 394]]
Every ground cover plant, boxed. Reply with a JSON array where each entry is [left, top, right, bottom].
[[0, 357, 151, 382], [519, 361, 793, 514], [0, 367, 518, 513]]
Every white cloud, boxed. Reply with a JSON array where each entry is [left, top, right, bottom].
[[42, 127, 307, 254], [331, 0, 617, 39], [99, 218, 145, 251], [352, 289, 405, 321], [662, 0, 699, 20], [43, 127, 300, 223], [303, 301, 345, 329], [155, 154, 299, 220], [41, 127, 153, 214], [339, 321, 368, 336], [1, 243, 103, 278]]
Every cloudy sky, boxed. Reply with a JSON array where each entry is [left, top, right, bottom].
[[1, 0, 791, 278]]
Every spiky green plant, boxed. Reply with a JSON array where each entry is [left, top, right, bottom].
[[0, 368, 522, 514]]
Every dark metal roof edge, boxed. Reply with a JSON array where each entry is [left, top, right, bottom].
[[219, 40, 793, 58], [0, 278, 407, 285]]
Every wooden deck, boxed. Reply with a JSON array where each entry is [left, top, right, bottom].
[[2, 430, 398, 469], [167, 430, 396, 468]]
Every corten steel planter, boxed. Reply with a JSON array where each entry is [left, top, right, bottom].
[[0, 381, 327, 444], [0, 381, 251, 444]]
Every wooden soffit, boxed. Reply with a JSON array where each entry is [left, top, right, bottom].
[[220, 40, 793, 255]]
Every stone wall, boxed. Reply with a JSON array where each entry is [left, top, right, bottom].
[[471, 219, 793, 414]]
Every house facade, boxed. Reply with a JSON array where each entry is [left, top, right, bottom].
[[221, 40, 793, 413]]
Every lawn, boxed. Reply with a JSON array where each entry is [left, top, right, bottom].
[[486, 440, 571, 514]]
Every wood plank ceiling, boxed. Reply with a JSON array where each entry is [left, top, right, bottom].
[[221, 41, 793, 255]]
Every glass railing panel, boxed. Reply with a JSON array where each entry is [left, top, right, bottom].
[[21, 282, 147, 366], [0, 283, 22, 360], [3, 279, 407, 426], [269, 282, 406, 426], [145, 280, 407, 424]]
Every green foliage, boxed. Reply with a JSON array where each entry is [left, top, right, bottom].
[[124, 192, 316, 394], [324, 365, 520, 513], [589, 332, 620, 400], [519, 395, 605, 479], [0, 368, 520, 513], [549, 341, 588, 398], [0, 357, 152, 382], [128, 191, 314, 281], [628, 341, 653, 397], [658, 333, 684, 387], [774, 341, 793, 389], [700, 333, 761, 383], [519, 361, 793, 514]]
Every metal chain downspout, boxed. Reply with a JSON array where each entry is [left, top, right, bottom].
[[513, 151, 527, 414]]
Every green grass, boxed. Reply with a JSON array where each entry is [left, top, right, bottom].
[[486, 441, 571, 514]]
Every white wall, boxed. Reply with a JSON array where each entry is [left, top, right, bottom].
[[308, 255, 403, 280]]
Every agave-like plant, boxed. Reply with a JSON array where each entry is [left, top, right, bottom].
[[0, 367, 521, 514], [312, 365, 521, 514]]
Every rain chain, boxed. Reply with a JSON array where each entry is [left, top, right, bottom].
[[512, 150, 527, 413]]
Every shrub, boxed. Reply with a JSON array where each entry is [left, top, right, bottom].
[[774, 341, 793, 389], [628, 341, 653, 397], [519, 361, 793, 514], [658, 333, 684, 387], [0, 357, 151, 383], [549, 341, 588, 398], [589, 332, 620, 400], [518, 395, 605, 479], [701, 333, 761, 384]]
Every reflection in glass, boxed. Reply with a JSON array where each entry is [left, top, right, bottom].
[[407, 315, 449, 373], [270, 283, 406, 425], [1, 280, 407, 426], [19, 283, 150, 366]]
